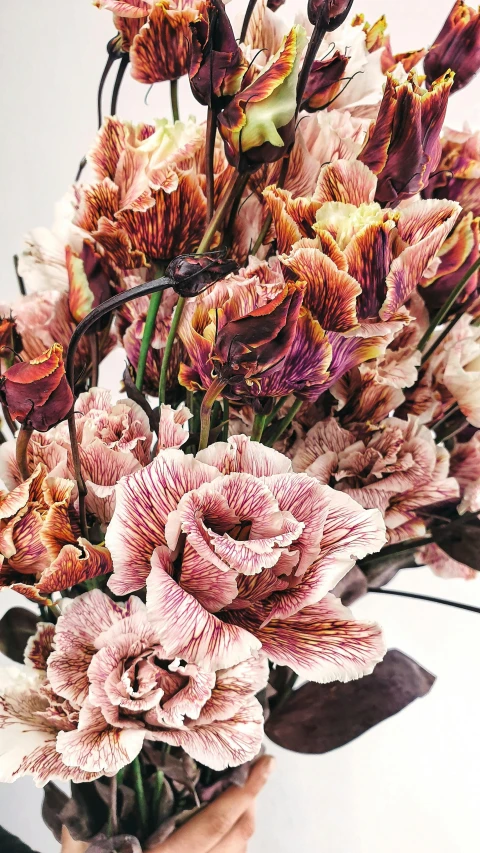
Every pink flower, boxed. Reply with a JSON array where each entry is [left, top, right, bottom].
[[0, 388, 153, 526], [0, 622, 97, 786], [416, 543, 476, 581], [450, 432, 480, 514], [47, 590, 268, 774], [292, 416, 459, 543], [105, 436, 386, 682]]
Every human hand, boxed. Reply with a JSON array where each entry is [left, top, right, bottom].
[[61, 754, 275, 853]]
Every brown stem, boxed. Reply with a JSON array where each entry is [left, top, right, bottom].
[[296, 19, 328, 115], [67, 410, 88, 539], [199, 377, 227, 450], [240, 0, 258, 43], [205, 108, 217, 222], [88, 332, 99, 388], [109, 774, 118, 837], [16, 426, 32, 481]]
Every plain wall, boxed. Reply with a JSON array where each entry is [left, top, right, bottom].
[[1, 2, 480, 851]]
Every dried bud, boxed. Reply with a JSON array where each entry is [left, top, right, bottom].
[[307, 0, 354, 30], [0, 344, 74, 431], [212, 282, 305, 384], [300, 51, 349, 112], [66, 242, 113, 327], [267, 0, 286, 9], [189, 0, 250, 109], [359, 71, 454, 204], [0, 315, 21, 365], [424, 1, 480, 93], [166, 251, 238, 296], [217, 26, 307, 172]]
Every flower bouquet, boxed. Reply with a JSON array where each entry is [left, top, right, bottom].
[[1, 0, 480, 849]]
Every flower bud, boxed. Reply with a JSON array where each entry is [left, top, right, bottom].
[[0, 344, 74, 431], [166, 251, 238, 297], [359, 71, 454, 204], [217, 26, 307, 172], [424, 1, 480, 94], [300, 51, 349, 112], [211, 282, 305, 384], [307, 0, 354, 30], [189, 0, 250, 109], [0, 315, 21, 367]]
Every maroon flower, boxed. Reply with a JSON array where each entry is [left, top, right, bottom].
[[300, 52, 349, 112], [307, 0, 354, 29], [166, 251, 238, 297], [359, 71, 454, 204], [424, 1, 480, 94], [189, 0, 250, 109], [0, 344, 73, 432]]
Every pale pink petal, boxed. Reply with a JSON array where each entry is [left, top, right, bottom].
[[416, 543, 476, 580], [106, 450, 220, 594], [157, 403, 192, 451], [199, 654, 269, 724], [93, 0, 152, 17], [233, 595, 385, 683], [80, 440, 141, 524], [314, 160, 378, 205], [57, 702, 144, 775], [145, 697, 264, 771], [146, 547, 261, 671], [24, 623, 55, 671], [196, 435, 292, 476], [180, 542, 238, 612]]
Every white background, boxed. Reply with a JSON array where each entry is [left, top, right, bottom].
[[1, 1, 480, 851]]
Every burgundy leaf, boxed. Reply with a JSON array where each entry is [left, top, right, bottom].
[[265, 649, 436, 753], [0, 607, 38, 664]]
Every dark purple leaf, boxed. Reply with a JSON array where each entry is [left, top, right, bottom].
[[42, 782, 69, 843], [332, 565, 368, 605], [361, 552, 417, 588], [60, 782, 108, 841], [265, 649, 436, 753], [0, 608, 38, 663], [432, 518, 480, 571]]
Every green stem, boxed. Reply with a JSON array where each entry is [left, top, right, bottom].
[[265, 398, 302, 447], [170, 79, 180, 122], [157, 171, 247, 406], [264, 395, 288, 427], [159, 296, 184, 405], [222, 397, 229, 441], [151, 769, 164, 828], [418, 255, 480, 353], [199, 377, 226, 450], [136, 290, 163, 392], [131, 757, 148, 838], [251, 413, 267, 442]]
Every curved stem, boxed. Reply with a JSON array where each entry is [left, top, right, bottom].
[[16, 426, 32, 481], [136, 290, 163, 392], [67, 411, 88, 539], [369, 587, 480, 614], [222, 397, 229, 441], [199, 377, 227, 450], [98, 52, 117, 128], [205, 108, 217, 222], [88, 333, 99, 388], [110, 54, 129, 115], [251, 412, 267, 442], [240, 0, 258, 44], [170, 79, 180, 122], [265, 397, 302, 447], [66, 276, 172, 391], [418, 254, 480, 353]]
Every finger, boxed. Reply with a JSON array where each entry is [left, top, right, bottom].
[[60, 826, 88, 853], [209, 804, 256, 853], [152, 755, 274, 853]]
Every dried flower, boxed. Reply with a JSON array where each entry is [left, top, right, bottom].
[[424, 1, 480, 94], [0, 345, 73, 432], [300, 52, 349, 112], [166, 251, 238, 297], [189, 0, 250, 109]]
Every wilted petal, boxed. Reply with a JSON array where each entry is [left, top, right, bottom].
[[416, 542, 477, 580], [157, 403, 192, 451], [199, 655, 269, 724], [36, 540, 113, 595]]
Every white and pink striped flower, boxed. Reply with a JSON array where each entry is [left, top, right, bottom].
[[105, 436, 387, 683]]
